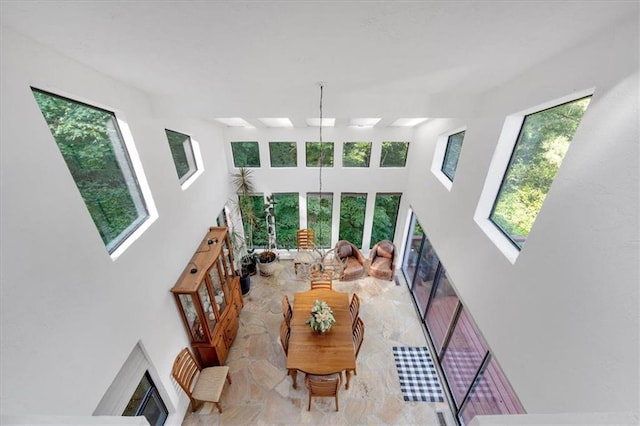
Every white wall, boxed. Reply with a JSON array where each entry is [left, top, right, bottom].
[[0, 27, 229, 422], [406, 17, 639, 414]]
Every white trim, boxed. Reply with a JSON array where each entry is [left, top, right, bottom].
[[431, 126, 467, 191], [473, 88, 595, 264], [93, 341, 171, 417]]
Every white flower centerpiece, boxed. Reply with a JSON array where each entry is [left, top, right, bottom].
[[306, 299, 336, 334]]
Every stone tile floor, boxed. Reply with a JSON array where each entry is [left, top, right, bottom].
[[182, 260, 455, 425]]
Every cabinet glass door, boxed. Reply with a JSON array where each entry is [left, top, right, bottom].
[[177, 294, 206, 343], [208, 262, 228, 314], [197, 280, 217, 337], [220, 236, 233, 279]]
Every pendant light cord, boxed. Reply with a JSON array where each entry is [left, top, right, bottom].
[[318, 83, 324, 249]]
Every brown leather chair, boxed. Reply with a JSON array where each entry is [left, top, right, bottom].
[[334, 240, 365, 281], [368, 240, 396, 281]]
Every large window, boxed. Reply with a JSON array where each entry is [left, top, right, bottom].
[[269, 142, 297, 167], [31, 88, 149, 253], [490, 96, 591, 249], [306, 142, 334, 167], [442, 131, 465, 181], [239, 194, 267, 249], [371, 193, 401, 244], [342, 142, 372, 167], [307, 193, 333, 248], [273, 193, 299, 249], [401, 211, 525, 425], [231, 141, 260, 167], [338, 193, 367, 247], [165, 129, 197, 183], [380, 141, 409, 167], [122, 371, 168, 426]]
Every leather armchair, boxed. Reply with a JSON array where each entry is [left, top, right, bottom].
[[334, 240, 365, 281], [368, 240, 396, 281]]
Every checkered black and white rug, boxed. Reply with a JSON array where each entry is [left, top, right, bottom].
[[393, 346, 444, 402]]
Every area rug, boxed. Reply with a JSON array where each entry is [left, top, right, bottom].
[[393, 346, 445, 402]]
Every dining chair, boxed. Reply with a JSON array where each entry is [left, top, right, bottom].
[[349, 293, 360, 330], [310, 278, 332, 290], [280, 319, 290, 355], [304, 373, 341, 411], [172, 347, 231, 413], [281, 295, 292, 327], [352, 317, 365, 375]]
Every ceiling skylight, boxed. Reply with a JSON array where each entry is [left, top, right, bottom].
[[349, 118, 381, 128], [306, 118, 335, 127], [258, 117, 293, 128], [390, 118, 428, 127], [215, 117, 254, 128]]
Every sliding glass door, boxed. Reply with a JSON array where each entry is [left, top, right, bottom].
[[401, 211, 524, 425]]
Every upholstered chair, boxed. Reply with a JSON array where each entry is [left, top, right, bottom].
[[368, 240, 396, 281], [334, 240, 365, 281]]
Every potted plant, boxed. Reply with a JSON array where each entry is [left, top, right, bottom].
[[230, 167, 259, 292], [256, 195, 278, 277]]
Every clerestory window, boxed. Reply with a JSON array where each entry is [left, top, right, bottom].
[[165, 129, 197, 184], [31, 88, 150, 254]]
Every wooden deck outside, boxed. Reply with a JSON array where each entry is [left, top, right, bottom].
[[410, 281, 524, 423]]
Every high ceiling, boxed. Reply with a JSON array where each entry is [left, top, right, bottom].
[[1, 1, 635, 128]]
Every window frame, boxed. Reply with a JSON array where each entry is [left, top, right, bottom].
[[441, 130, 466, 181], [342, 141, 372, 167], [231, 141, 261, 168], [379, 141, 410, 167], [473, 88, 594, 263], [31, 87, 156, 258], [122, 371, 169, 425], [269, 141, 298, 167], [306, 141, 334, 167], [431, 127, 466, 191], [164, 128, 197, 184]]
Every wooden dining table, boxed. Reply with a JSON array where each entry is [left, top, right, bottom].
[[286, 288, 356, 389]]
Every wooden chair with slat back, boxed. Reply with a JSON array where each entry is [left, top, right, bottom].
[[304, 373, 342, 411], [172, 347, 231, 413], [280, 319, 290, 355], [349, 293, 360, 330], [294, 229, 322, 275], [352, 317, 365, 375], [281, 295, 292, 327], [310, 278, 332, 290]]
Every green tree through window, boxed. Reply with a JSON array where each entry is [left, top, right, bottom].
[[339, 193, 367, 247], [239, 194, 267, 249], [380, 141, 409, 167], [371, 193, 402, 243], [490, 96, 591, 248], [165, 129, 197, 182], [31, 88, 149, 253], [343, 142, 372, 167], [269, 142, 297, 167], [231, 141, 260, 167], [306, 142, 334, 167], [442, 131, 465, 181], [307, 193, 333, 248], [273, 193, 299, 249]]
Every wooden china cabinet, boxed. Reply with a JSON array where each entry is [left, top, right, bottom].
[[170, 226, 243, 367]]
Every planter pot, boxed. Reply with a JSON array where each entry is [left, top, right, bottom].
[[257, 259, 277, 276], [239, 274, 251, 295], [257, 251, 277, 277], [242, 254, 257, 276]]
